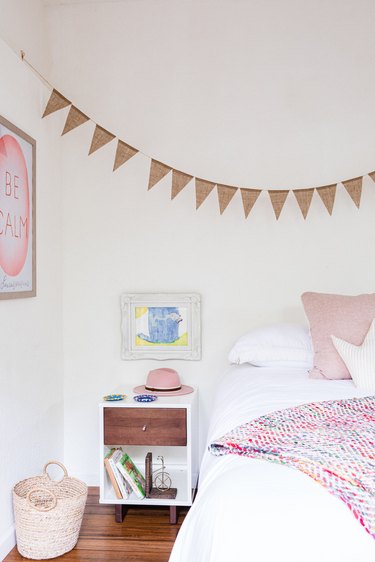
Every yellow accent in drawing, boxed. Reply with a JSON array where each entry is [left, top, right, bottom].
[[136, 332, 189, 347], [135, 307, 148, 319]]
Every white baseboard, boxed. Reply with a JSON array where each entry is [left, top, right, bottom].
[[0, 524, 16, 562]]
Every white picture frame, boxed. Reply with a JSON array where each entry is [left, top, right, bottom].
[[0, 115, 36, 299], [121, 293, 201, 360]]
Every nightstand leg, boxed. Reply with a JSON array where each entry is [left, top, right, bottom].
[[115, 504, 128, 523], [169, 506, 177, 524]]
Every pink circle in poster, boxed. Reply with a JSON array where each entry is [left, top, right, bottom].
[[0, 134, 30, 276]]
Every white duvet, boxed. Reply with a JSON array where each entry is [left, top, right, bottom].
[[169, 365, 375, 562]]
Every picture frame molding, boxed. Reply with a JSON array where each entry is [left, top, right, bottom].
[[121, 292, 201, 360]]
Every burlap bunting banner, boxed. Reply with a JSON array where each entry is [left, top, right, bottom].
[[172, 170, 193, 199], [195, 179, 216, 209], [89, 125, 115, 155], [240, 188, 261, 218], [43, 89, 71, 118], [269, 190, 289, 220], [342, 177, 362, 208], [62, 106, 89, 135], [293, 188, 314, 219], [217, 184, 238, 214], [148, 159, 172, 190], [40, 85, 375, 221], [113, 140, 138, 171], [316, 184, 336, 215]]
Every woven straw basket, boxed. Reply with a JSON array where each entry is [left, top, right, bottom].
[[13, 461, 88, 560]]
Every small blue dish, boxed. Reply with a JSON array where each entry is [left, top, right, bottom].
[[134, 394, 157, 403]]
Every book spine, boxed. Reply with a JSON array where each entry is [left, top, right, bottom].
[[116, 460, 145, 499], [104, 458, 123, 499], [109, 455, 129, 499]]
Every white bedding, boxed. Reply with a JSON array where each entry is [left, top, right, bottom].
[[169, 365, 375, 562]]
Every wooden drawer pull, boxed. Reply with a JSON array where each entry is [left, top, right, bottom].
[[142, 425, 147, 432]]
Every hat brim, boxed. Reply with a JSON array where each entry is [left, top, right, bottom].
[[133, 384, 194, 397]]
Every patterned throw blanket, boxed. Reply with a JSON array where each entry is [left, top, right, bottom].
[[209, 396, 375, 538]]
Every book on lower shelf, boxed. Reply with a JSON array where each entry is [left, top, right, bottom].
[[116, 452, 146, 499], [104, 448, 132, 499]]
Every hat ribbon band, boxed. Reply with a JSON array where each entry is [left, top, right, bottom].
[[145, 385, 182, 392]]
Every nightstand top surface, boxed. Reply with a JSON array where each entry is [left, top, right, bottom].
[[100, 388, 197, 408]]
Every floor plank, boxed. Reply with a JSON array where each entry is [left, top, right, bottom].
[[5, 487, 187, 561]]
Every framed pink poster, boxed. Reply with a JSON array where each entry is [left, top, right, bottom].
[[0, 116, 36, 299]]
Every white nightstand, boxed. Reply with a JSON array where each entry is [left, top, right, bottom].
[[99, 390, 198, 524]]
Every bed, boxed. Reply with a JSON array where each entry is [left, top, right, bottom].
[[169, 365, 375, 562]]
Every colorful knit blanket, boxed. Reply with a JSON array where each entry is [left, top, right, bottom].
[[210, 396, 375, 538]]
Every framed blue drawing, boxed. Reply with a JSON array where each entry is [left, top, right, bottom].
[[121, 293, 201, 360]]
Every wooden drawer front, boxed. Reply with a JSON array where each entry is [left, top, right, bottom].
[[104, 408, 187, 446]]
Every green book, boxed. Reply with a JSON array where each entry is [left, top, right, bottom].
[[116, 453, 146, 499]]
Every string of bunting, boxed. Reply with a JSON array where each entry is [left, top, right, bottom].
[[42, 87, 373, 220]]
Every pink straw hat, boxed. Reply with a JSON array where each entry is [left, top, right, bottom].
[[133, 368, 194, 397]]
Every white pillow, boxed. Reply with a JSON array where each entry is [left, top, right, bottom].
[[228, 323, 313, 368], [331, 319, 375, 393]]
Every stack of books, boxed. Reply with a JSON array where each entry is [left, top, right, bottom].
[[104, 448, 146, 499]]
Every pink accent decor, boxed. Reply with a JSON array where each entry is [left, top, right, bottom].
[[133, 368, 194, 396], [301, 292, 375, 379], [0, 135, 29, 276], [147, 368, 181, 391]]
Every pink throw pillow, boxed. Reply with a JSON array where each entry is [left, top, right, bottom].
[[301, 292, 375, 379]]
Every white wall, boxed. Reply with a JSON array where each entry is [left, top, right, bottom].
[[41, 0, 375, 484], [1, 1, 375, 555], [0, 0, 51, 76], [0, 2, 64, 558]]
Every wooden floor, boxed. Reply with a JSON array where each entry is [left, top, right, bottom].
[[5, 487, 188, 561]]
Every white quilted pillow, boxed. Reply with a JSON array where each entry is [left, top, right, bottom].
[[331, 319, 375, 393]]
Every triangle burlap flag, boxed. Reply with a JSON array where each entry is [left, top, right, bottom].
[[217, 184, 238, 214], [148, 159, 172, 190], [342, 176, 362, 208], [195, 178, 216, 209], [171, 170, 193, 199], [113, 140, 138, 171], [268, 190, 289, 219], [293, 188, 314, 219], [88, 125, 115, 155], [42, 89, 71, 118], [62, 106, 89, 135], [316, 184, 336, 215], [240, 188, 261, 218], [368, 172, 375, 183]]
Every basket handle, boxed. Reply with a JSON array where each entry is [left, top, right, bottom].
[[43, 460, 69, 480], [26, 487, 57, 512]]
